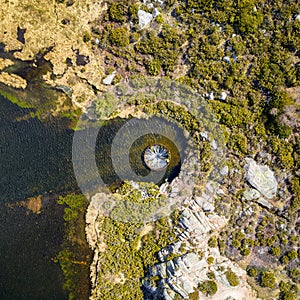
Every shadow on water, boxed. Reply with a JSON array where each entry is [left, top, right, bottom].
[[95, 117, 185, 189]]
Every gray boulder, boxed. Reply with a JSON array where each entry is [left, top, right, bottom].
[[245, 158, 277, 199], [138, 10, 153, 29], [102, 71, 116, 85]]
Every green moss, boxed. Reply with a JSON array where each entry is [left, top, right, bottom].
[[270, 138, 294, 169], [57, 194, 91, 300], [228, 131, 247, 154]]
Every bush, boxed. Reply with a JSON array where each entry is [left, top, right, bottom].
[[287, 250, 298, 261], [109, 27, 130, 47], [144, 59, 161, 76], [198, 280, 218, 296], [279, 281, 298, 300], [247, 266, 258, 277], [268, 91, 294, 112], [109, 2, 128, 23], [260, 271, 276, 289], [188, 289, 199, 300], [208, 236, 218, 248], [207, 256, 214, 264], [235, 6, 264, 34], [228, 132, 247, 154], [289, 268, 300, 283], [241, 248, 251, 256], [270, 246, 281, 257], [281, 255, 290, 264], [226, 269, 239, 286], [207, 271, 216, 280], [156, 14, 164, 24]]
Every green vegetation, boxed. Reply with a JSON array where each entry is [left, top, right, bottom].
[[0, 88, 31, 108], [109, 181, 170, 223], [225, 269, 239, 286], [279, 281, 298, 300], [260, 271, 276, 289], [56, 194, 91, 300], [109, 27, 130, 47], [207, 271, 216, 280], [207, 256, 214, 264], [289, 268, 300, 283], [269, 246, 281, 257], [247, 266, 258, 278], [198, 280, 218, 296], [208, 236, 218, 248], [3, 0, 298, 298], [94, 92, 118, 119], [144, 59, 161, 76], [188, 289, 199, 300], [108, 2, 128, 23], [90, 181, 179, 299]]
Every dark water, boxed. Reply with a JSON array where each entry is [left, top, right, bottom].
[[0, 97, 78, 203], [0, 94, 185, 299], [0, 199, 67, 300], [0, 96, 76, 299]]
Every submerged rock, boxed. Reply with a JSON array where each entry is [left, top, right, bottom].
[[245, 158, 277, 199]]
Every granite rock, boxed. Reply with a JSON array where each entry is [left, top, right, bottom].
[[245, 158, 277, 199], [138, 10, 153, 29]]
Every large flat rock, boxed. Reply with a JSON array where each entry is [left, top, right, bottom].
[[245, 158, 277, 199]]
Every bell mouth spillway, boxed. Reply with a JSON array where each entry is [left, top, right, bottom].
[[143, 145, 170, 171], [94, 116, 187, 187]]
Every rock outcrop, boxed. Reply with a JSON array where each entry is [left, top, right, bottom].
[[143, 181, 257, 300], [245, 158, 277, 199]]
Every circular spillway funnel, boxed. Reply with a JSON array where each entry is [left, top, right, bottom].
[[144, 144, 170, 171]]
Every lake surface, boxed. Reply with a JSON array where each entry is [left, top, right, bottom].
[[0, 95, 185, 299], [0, 96, 74, 299]]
